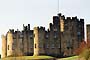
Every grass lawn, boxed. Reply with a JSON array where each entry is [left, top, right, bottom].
[[57, 56, 78, 60], [2, 56, 54, 60]]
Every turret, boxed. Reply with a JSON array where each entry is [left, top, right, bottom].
[[33, 27, 39, 56], [53, 16, 59, 25], [49, 23, 53, 31], [1, 35, 7, 58], [33, 26, 45, 56], [7, 30, 14, 56], [60, 16, 65, 32]]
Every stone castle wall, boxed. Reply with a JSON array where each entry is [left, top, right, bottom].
[[1, 13, 84, 58]]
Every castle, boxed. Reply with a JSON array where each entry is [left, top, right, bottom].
[[1, 13, 84, 58]]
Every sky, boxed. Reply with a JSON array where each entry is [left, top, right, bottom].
[[0, 0, 90, 54]]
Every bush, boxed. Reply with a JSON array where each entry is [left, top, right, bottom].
[[75, 41, 86, 55], [75, 40, 90, 60], [80, 49, 90, 60], [76, 40, 90, 60]]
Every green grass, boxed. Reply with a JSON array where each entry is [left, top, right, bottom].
[[1, 56, 79, 60], [2, 56, 54, 60], [58, 56, 78, 60]]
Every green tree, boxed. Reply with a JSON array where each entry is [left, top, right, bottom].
[[79, 40, 90, 60]]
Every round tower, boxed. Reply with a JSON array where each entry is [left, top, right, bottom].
[[7, 31, 14, 56], [1, 35, 7, 58], [33, 27, 39, 56]]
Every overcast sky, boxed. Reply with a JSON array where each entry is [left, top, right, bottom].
[[0, 0, 90, 54]]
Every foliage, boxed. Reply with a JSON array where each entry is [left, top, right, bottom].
[[80, 49, 90, 60], [75, 40, 86, 55], [75, 40, 90, 60]]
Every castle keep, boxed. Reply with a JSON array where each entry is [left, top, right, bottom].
[[1, 13, 84, 58]]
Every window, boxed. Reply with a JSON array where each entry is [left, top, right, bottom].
[[51, 44, 54, 48], [46, 35, 49, 39], [67, 40, 70, 49], [64, 24, 68, 30], [13, 35, 16, 39], [54, 35, 57, 38], [54, 33, 57, 39], [46, 44, 49, 48], [34, 34, 35, 37], [35, 44, 36, 48], [58, 44, 60, 48], [30, 35, 33, 39], [8, 45, 9, 50], [53, 28, 57, 31], [77, 32, 81, 35], [30, 45, 33, 48]]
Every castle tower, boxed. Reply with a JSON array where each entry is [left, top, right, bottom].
[[60, 15, 65, 32], [33, 27, 39, 56], [33, 27, 45, 56], [1, 35, 7, 58], [7, 31, 14, 56]]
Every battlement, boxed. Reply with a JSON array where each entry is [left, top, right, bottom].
[[7, 29, 14, 34], [72, 16, 77, 20], [80, 19, 84, 23], [23, 24, 30, 31], [34, 26, 45, 31], [66, 17, 71, 20], [49, 23, 53, 31], [39, 26, 45, 30], [53, 16, 59, 20]]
